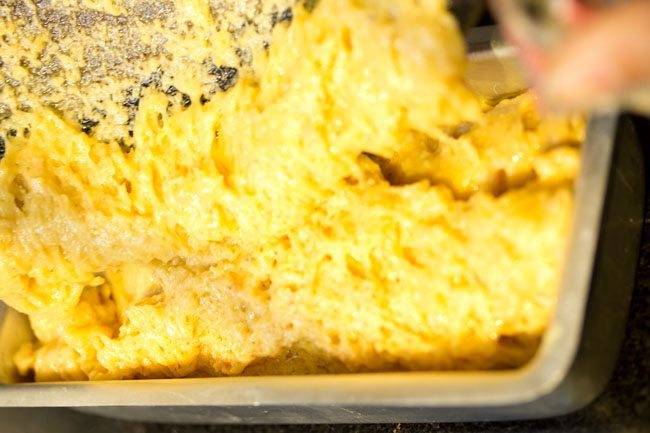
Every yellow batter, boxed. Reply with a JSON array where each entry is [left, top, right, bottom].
[[0, 0, 584, 381]]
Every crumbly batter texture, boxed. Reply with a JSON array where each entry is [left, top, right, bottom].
[[0, 0, 584, 381]]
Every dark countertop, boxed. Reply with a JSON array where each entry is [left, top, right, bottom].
[[0, 117, 648, 433]]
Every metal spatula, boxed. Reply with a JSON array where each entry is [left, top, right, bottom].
[[464, 26, 529, 102]]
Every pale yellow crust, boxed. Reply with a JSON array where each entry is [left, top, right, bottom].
[[0, 0, 584, 381]]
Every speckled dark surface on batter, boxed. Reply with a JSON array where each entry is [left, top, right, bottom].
[[0, 0, 300, 151]]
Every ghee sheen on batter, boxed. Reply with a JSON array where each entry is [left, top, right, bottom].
[[0, 0, 584, 381]]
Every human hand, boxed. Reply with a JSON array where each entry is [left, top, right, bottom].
[[490, 0, 650, 113]]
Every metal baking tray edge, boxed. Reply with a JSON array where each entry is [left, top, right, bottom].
[[80, 114, 646, 423], [0, 83, 643, 424], [0, 113, 639, 424]]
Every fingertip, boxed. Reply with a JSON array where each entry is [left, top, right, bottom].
[[532, 0, 650, 113]]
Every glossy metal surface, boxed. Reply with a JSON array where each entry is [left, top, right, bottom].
[[464, 26, 529, 101]]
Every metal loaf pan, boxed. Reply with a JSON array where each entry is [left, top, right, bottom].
[[0, 37, 643, 426]]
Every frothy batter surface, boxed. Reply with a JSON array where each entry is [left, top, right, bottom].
[[0, 0, 584, 381]]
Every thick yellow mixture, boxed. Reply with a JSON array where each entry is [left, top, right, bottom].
[[0, 0, 584, 381]]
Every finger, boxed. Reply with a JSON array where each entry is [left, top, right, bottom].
[[488, 0, 600, 78], [538, 0, 650, 112]]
